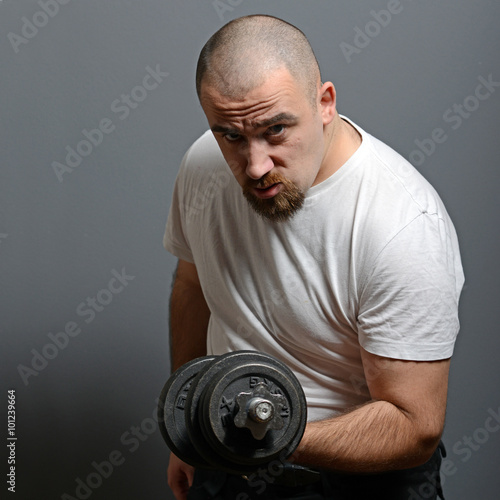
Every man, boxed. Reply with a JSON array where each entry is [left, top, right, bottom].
[[163, 14, 464, 500]]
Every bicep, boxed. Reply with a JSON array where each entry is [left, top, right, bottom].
[[170, 259, 210, 369], [175, 259, 202, 288], [360, 347, 450, 443]]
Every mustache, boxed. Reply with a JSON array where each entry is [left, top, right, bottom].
[[244, 172, 287, 190]]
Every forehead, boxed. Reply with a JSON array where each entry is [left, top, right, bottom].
[[200, 67, 310, 127]]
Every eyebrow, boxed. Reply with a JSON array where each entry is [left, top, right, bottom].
[[211, 112, 299, 134]]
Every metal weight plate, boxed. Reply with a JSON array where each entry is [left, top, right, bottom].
[[184, 351, 284, 473], [201, 359, 307, 471], [157, 355, 217, 468]]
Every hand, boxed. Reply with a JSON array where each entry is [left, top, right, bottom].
[[167, 453, 195, 500]]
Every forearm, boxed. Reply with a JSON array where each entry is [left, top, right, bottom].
[[170, 260, 211, 371], [292, 399, 440, 473]]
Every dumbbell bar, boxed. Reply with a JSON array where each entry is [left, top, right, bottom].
[[157, 351, 307, 475]]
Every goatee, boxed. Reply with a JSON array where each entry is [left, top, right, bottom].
[[243, 172, 305, 222]]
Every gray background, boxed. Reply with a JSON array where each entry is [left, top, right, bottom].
[[1, 0, 499, 498]]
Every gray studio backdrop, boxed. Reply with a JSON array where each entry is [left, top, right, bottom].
[[1, 1, 499, 498]]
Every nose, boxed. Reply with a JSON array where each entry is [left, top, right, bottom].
[[244, 140, 274, 180]]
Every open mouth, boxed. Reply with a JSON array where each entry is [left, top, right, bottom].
[[253, 182, 283, 199]]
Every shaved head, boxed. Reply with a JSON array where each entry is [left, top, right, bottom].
[[196, 15, 321, 105]]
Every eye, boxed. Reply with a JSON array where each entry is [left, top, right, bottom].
[[223, 132, 241, 142], [266, 124, 285, 137]]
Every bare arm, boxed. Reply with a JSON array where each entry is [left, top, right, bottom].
[[168, 259, 210, 499], [292, 347, 450, 473], [169, 259, 211, 371]]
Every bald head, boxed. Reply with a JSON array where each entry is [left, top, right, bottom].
[[196, 15, 321, 105]]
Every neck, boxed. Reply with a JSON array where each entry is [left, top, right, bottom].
[[317, 113, 362, 184]]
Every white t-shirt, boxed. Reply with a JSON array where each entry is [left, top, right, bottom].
[[164, 117, 464, 421]]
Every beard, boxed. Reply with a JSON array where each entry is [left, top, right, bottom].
[[242, 172, 305, 222]]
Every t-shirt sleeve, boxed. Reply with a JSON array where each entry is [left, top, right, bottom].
[[163, 150, 195, 263], [357, 212, 465, 361]]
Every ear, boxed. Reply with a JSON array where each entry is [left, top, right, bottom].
[[318, 81, 336, 126]]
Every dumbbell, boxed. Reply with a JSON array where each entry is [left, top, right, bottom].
[[157, 350, 310, 477]]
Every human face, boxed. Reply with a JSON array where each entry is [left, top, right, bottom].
[[200, 67, 334, 222]]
